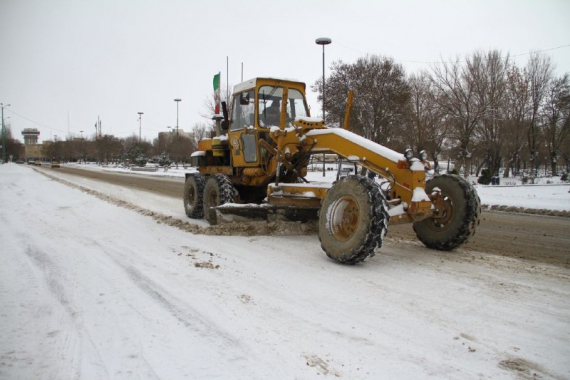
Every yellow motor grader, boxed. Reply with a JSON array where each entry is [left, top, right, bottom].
[[184, 77, 480, 264]]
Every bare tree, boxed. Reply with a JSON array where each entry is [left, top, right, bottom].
[[404, 71, 448, 173], [560, 128, 570, 174], [502, 64, 531, 177], [153, 133, 171, 157], [314, 59, 353, 127], [0, 124, 25, 161], [95, 135, 123, 163], [314, 55, 410, 146], [430, 53, 493, 177], [122, 135, 139, 154], [542, 73, 570, 175], [200, 80, 234, 123], [191, 122, 214, 145], [526, 52, 554, 177], [473, 50, 510, 177], [177, 134, 195, 163]]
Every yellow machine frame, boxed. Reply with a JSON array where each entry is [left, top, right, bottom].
[[195, 78, 434, 224]]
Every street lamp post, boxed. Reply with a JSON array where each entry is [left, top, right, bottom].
[[174, 99, 181, 164], [174, 98, 181, 133], [1, 103, 11, 163], [315, 37, 331, 121], [316, 38, 331, 178], [138, 112, 144, 142]]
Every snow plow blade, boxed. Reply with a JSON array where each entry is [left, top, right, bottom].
[[207, 204, 319, 225]]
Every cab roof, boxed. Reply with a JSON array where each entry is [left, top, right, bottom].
[[233, 77, 306, 94]]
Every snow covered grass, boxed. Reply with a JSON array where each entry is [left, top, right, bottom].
[[1, 163, 569, 379]]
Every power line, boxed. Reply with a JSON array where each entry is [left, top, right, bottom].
[[334, 41, 570, 65], [512, 44, 570, 57], [5, 108, 68, 134]]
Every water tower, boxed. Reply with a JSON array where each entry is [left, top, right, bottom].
[[22, 128, 40, 144]]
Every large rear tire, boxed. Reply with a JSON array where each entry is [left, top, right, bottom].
[[318, 175, 389, 264], [413, 174, 481, 250], [203, 174, 238, 224], [183, 174, 205, 219]]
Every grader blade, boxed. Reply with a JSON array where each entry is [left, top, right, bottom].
[[207, 204, 319, 225]]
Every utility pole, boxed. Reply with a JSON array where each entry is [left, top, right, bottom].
[[1, 103, 10, 164]]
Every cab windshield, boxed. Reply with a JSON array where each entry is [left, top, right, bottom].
[[258, 86, 309, 128]]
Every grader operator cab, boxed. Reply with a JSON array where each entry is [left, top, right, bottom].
[[184, 77, 480, 264]]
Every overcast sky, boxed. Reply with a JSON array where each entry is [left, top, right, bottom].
[[1, 0, 569, 144]]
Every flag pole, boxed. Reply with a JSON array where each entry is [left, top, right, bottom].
[[213, 72, 223, 137]]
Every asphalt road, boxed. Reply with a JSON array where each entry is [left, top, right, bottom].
[[55, 165, 570, 268]]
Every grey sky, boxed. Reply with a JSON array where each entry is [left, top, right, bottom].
[[1, 0, 569, 143]]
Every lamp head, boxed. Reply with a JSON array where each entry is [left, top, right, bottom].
[[315, 37, 332, 45]]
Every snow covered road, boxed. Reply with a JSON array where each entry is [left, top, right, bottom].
[[1, 164, 569, 379]]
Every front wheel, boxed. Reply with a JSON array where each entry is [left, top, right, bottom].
[[183, 174, 205, 218], [318, 175, 389, 264], [413, 174, 481, 250], [203, 174, 238, 224]]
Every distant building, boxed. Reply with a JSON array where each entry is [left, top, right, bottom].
[[22, 128, 44, 160], [22, 128, 40, 144], [158, 129, 195, 142]]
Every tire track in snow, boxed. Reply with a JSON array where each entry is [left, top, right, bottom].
[[121, 262, 243, 345], [30, 169, 272, 375], [23, 244, 111, 379], [95, 243, 253, 366]]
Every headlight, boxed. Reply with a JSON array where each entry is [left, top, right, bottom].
[[404, 149, 414, 161], [419, 150, 428, 162]]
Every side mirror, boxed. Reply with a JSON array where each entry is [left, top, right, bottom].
[[221, 101, 229, 131]]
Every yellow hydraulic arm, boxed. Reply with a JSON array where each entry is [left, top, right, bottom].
[[269, 120, 433, 223]]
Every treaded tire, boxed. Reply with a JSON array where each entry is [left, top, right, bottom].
[[183, 174, 206, 219], [318, 175, 389, 264], [203, 174, 238, 224], [413, 174, 481, 250]]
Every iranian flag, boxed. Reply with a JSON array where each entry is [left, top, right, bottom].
[[213, 72, 221, 114]]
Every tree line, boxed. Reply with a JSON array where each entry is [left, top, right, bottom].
[[4, 50, 569, 178], [2, 123, 211, 166], [315, 50, 570, 178]]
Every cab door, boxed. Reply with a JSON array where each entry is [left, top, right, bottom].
[[228, 90, 260, 168]]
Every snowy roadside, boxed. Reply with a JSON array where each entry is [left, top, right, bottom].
[[48, 162, 570, 215], [1, 163, 569, 379]]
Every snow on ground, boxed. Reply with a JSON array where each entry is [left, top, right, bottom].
[[475, 183, 570, 212], [1, 163, 569, 379]]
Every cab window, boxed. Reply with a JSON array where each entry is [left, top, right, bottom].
[[287, 89, 309, 120], [258, 86, 283, 128], [231, 90, 255, 131], [258, 86, 309, 128]]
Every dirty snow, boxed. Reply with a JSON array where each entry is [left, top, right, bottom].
[[1, 163, 569, 379]]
